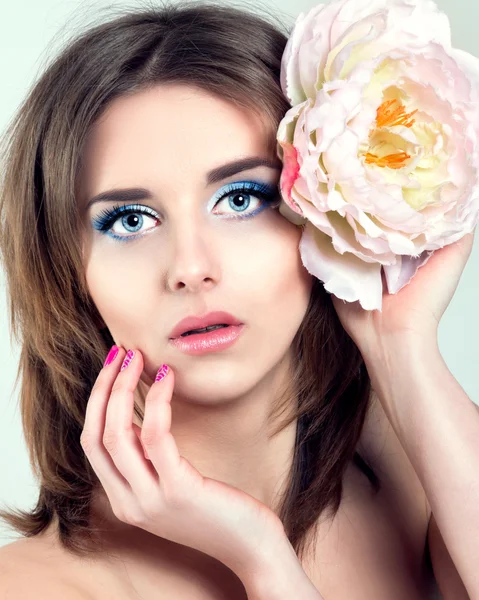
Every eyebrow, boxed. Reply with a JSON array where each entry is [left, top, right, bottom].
[[85, 156, 282, 210]]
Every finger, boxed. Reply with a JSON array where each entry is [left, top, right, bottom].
[[103, 349, 159, 496], [132, 423, 150, 459], [81, 346, 135, 503], [141, 365, 181, 485]]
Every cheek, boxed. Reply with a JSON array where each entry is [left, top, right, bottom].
[[237, 220, 312, 332], [274, 228, 313, 331], [268, 218, 310, 292], [85, 240, 156, 293], [84, 251, 155, 337]]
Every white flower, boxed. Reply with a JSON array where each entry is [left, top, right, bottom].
[[277, 0, 479, 310]]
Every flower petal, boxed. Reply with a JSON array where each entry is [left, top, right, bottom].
[[300, 222, 384, 310]]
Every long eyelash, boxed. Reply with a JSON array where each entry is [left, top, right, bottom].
[[92, 204, 158, 232], [91, 181, 281, 237]]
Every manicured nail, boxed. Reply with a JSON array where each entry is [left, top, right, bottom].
[[103, 345, 119, 368], [155, 364, 169, 383], [120, 349, 135, 371]]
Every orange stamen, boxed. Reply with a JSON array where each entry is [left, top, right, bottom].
[[375, 99, 417, 129], [364, 151, 411, 169]]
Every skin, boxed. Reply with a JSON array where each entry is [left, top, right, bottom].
[[77, 83, 314, 576]]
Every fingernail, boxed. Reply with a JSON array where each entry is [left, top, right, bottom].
[[120, 349, 135, 371], [154, 364, 169, 383], [103, 345, 119, 368]]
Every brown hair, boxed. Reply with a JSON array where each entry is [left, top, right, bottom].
[[0, 0, 379, 564]]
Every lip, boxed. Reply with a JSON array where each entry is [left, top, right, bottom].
[[169, 311, 243, 339], [168, 324, 245, 355]]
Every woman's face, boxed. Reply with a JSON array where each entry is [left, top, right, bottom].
[[79, 84, 313, 403]]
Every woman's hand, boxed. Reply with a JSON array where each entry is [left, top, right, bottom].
[[80, 346, 285, 578]]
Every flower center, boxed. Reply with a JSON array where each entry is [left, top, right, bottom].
[[364, 150, 411, 169], [375, 98, 417, 129], [363, 99, 418, 169]]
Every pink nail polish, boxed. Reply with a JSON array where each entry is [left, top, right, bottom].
[[155, 364, 169, 383], [103, 345, 119, 367], [120, 349, 135, 371]]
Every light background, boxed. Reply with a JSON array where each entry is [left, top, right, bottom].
[[0, 1, 477, 596]]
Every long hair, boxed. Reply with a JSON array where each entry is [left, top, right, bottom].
[[0, 0, 379, 563]]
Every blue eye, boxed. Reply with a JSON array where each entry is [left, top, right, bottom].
[[91, 181, 280, 242]]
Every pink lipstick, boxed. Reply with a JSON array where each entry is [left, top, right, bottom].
[[169, 324, 244, 355]]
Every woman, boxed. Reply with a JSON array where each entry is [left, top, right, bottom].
[[0, 2, 476, 598]]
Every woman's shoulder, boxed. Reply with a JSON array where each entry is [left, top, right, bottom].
[[0, 530, 94, 598]]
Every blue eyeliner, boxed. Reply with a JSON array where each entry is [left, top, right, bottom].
[[91, 180, 280, 243]]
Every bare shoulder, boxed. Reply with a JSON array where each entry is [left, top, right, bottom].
[[356, 389, 431, 530], [0, 534, 93, 599]]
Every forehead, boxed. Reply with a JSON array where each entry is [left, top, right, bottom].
[[78, 84, 272, 203]]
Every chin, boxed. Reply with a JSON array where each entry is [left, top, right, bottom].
[[170, 366, 263, 405]]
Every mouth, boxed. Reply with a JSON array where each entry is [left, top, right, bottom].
[[179, 324, 230, 337], [169, 311, 243, 340], [169, 322, 244, 355]]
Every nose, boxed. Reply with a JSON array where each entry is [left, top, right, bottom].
[[166, 221, 220, 294]]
